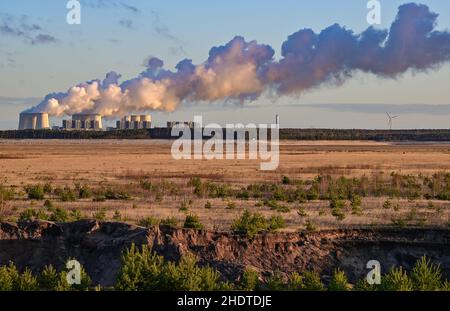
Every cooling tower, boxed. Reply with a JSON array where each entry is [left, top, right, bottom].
[[140, 115, 152, 122], [18, 113, 50, 130], [72, 114, 103, 129], [130, 115, 141, 122]]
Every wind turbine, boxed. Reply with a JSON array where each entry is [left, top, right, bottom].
[[386, 112, 399, 130]]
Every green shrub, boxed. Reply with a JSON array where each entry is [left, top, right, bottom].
[[231, 210, 268, 238], [0, 263, 38, 291], [236, 189, 250, 200], [328, 269, 351, 291], [0, 261, 91, 291], [353, 278, 377, 291], [0, 185, 14, 201], [93, 196, 106, 202], [160, 217, 178, 228], [19, 209, 37, 222], [115, 244, 226, 291], [226, 201, 236, 210], [78, 186, 92, 199], [297, 207, 307, 217], [410, 256, 443, 291], [15, 268, 38, 291], [104, 188, 130, 200], [304, 219, 317, 232], [179, 201, 189, 212], [25, 184, 45, 200], [70, 209, 83, 221], [204, 201, 212, 209], [38, 265, 68, 291], [302, 271, 325, 291], [287, 272, 304, 290], [43, 262, 92, 291], [138, 217, 160, 228], [0, 263, 19, 291], [140, 179, 152, 191], [383, 199, 392, 209], [281, 176, 291, 185], [113, 210, 122, 221], [306, 188, 319, 201], [188, 177, 202, 188], [92, 209, 106, 221], [380, 267, 413, 291], [239, 268, 259, 291], [48, 207, 70, 222], [329, 198, 346, 221], [331, 207, 346, 221], [43, 183, 53, 194], [330, 198, 346, 210], [266, 272, 285, 291], [350, 195, 363, 215], [183, 214, 204, 230], [66, 265, 92, 291], [19, 209, 48, 222], [274, 204, 291, 213], [271, 187, 288, 201], [268, 215, 285, 232], [391, 217, 407, 228]]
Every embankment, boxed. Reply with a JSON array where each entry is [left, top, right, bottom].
[[1, 220, 450, 286]]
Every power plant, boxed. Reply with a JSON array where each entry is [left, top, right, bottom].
[[62, 114, 103, 130], [167, 121, 196, 129], [116, 115, 152, 130], [18, 112, 50, 130], [16, 111, 214, 132]]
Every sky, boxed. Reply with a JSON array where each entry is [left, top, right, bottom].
[[0, 0, 450, 129]]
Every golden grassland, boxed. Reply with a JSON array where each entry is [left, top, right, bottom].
[[1, 139, 450, 230]]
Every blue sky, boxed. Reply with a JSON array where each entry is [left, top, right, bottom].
[[1, 0, 450, 129]]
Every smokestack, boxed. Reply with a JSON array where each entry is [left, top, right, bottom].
[[276, 115, 280, 129], [18, 113, 50, 130]]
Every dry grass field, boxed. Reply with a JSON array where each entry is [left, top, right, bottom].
[[1, 139, 450, 231]]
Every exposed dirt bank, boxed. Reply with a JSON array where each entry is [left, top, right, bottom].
[[1, 221, 450, 286]]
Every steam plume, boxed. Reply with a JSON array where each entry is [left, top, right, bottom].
[[25, 3, 450, 117]]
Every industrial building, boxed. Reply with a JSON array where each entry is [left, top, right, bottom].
[[18, 112, 50, 130], [116, 115, 152, 130], [62, 114, 103, 130], [167, 121, 196, 129]]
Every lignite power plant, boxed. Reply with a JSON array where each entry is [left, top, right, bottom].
[[17, 113, 279, 131], [17, 113, 154, 131]]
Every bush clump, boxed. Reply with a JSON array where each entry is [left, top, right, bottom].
[[183, 214, 204, 230], [0, 262, 90, 291], [328, 269, 351, 291], [231, 210, 285, 238], [137, 217, 160, 228], [239, 268, 260, 291], [115, 244, 227, 291], [25, 184, 45, 200], [0, 185, 14, 201], [104, 188, 131, 200]]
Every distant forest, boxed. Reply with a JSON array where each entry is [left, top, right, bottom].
[[1, 128, 450, 141]]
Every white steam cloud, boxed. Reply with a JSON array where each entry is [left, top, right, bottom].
[[25, 3, 450, 117]]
